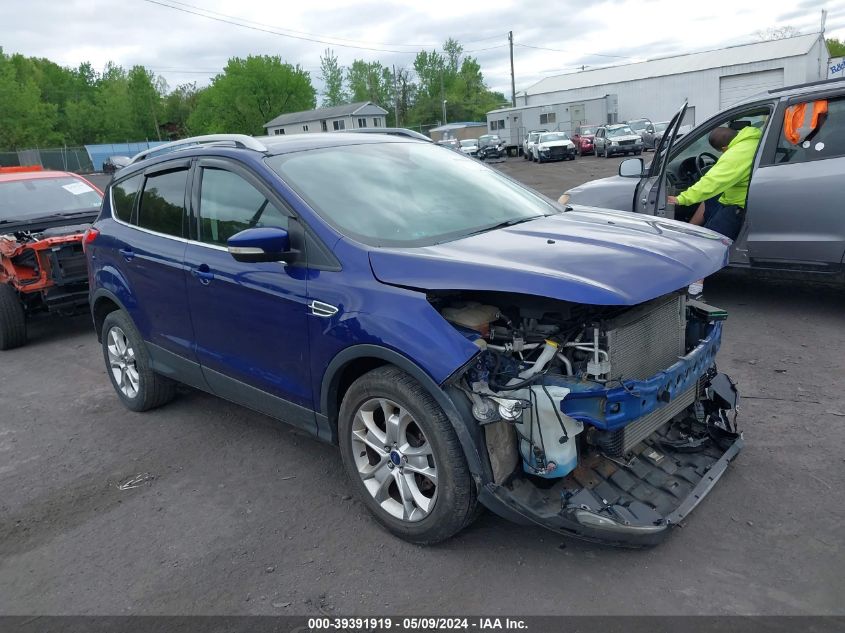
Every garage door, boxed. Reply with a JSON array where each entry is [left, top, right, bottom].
[[719, 69, 784, 109]]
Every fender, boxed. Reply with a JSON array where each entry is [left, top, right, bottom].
[[320, 344, 492, 483], [90, 286, 130, 340]]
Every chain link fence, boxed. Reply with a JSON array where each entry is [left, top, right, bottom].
[[0, 147, 94, 173]]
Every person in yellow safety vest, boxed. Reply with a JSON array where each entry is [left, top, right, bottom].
[[667, 125, 762, 241]]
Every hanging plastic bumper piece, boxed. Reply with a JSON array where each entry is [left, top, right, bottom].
[[477, 368, 743, 547]]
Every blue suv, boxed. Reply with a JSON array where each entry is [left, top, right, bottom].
[[86, 133, 742, 546]]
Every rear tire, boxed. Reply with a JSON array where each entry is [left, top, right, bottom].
[[0, 284, 26, 350], [101, 310, 176, 412], [338, 366, 478, 544]]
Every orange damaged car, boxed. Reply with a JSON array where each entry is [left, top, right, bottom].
[[0, 166, 103, 349]]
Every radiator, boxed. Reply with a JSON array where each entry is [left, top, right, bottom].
[[600, 293, 690, 456]]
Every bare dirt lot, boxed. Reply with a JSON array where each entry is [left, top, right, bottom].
[[2, 157, 844, 616]]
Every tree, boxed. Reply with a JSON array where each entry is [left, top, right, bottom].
[[828, 37, 845, 57], [188, 55, 316, 135], [346, 60, 392, 108], [320, 48, 346, 107], [127, 65, 165, 140], [0, 49, 58, 149], [163, 82, 200, 138], [756, 26, 801, 41]]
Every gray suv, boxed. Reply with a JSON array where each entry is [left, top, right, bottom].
[[563, 78, 845, 278]]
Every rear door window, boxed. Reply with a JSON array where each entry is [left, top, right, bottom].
[[772, 96, 844, 164], [111, 174, 142, 223], [137, 168, 188, 237], [197, 168, 288, 246]]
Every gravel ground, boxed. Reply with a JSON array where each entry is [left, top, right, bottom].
[[2, 157, 843, 616]]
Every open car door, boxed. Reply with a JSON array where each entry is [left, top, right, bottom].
[[633, 102, 687, 217]]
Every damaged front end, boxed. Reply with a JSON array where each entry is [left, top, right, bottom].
[[0, 226, 90, 315], [434, 290, 742, 546]]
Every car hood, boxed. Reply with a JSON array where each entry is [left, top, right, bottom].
[[540, 140, 574, 148], [565, 176, 639, 212], [369, 207, 730, 306], [608, 134, 642, 142]]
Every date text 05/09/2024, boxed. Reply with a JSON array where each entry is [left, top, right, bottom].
[[306, 617, 528, 631]]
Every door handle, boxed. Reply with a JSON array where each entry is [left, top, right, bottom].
[[119, 247, 134, 261], [191, 264, 214, 285]]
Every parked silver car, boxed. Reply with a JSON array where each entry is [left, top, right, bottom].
[[594, 124, 644, 158], [641, 121, 669, 150], [562, 78, 845, 277]]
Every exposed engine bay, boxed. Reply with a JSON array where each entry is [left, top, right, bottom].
[[432, 289, 742, 545], [0, 224, 90, 314]]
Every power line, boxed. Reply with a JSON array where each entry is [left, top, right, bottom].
[[138, 0, 420, 53], [514, 43, 632, 59], [139, 0, 507, 55], [162, 0, 507, 48]]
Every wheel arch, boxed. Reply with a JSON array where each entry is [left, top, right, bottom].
[[320, 344, 491, 483], [91, 288, 128, 342]]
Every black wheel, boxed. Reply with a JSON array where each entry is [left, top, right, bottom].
[[101, 310, 176, 412], [635, 150, 642, 156], [0, 284, 26, 350], [604, 147, 611, 158], [338, 366, 478, 544]]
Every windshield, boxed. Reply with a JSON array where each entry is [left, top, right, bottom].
[[460, 139, 477, 147], [0, 176, 102, 223], [540, 133, 569, 143], [627, 120, 648, 131], [578, 127, 595, 135], [528, 133, 540, 142], [607, 126, 635, 138], [654, 122, 669, 133], [266, 142, 557, 247]]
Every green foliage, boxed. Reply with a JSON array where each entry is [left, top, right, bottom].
[[347, 60, 393, 115], [405, 39, 503, 127], [0, 50, 58, 149], [0, 38, 501, 151], [188, 55, 316, 135], [320, 49, 347, 107], [828, 37, 845, 58]]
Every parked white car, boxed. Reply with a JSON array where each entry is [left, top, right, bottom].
[[533, 132, 577, 163], [459, 138, 479, 157], [522, 130, 545, 160]]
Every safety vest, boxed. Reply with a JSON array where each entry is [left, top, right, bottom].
[[783, 100, 828, 145]]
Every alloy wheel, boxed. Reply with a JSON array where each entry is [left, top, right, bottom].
[[106, 326, 140, 398], [351, 397, 438, 522]]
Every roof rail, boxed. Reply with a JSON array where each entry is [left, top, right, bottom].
[[129, 134, 268, 164]]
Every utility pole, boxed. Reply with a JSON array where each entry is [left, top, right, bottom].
[[440, 70, 445, 125], [393, 65, 399, 127], [509, 31, 516, 107]]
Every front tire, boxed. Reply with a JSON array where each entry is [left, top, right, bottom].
[[338, 366, 477, 544], [101, 310, 176, 412], [0, 284, 26, 350]]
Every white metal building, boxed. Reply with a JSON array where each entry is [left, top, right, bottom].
[[264, 101, 388, 136], [488, 34, 830, 151]]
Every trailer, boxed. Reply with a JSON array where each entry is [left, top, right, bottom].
[[486, 96, 614, 156]]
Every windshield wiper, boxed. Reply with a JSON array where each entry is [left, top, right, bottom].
[[463, 215, 545, 238]]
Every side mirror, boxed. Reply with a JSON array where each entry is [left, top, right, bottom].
[[227, 227, 296, 263], [618, 158, 644, 178]]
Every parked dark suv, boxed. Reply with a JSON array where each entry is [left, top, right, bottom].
[[85, 133, 742, 546]]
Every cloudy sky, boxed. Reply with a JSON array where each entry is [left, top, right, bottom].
[[4, 0, 844, 100]]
